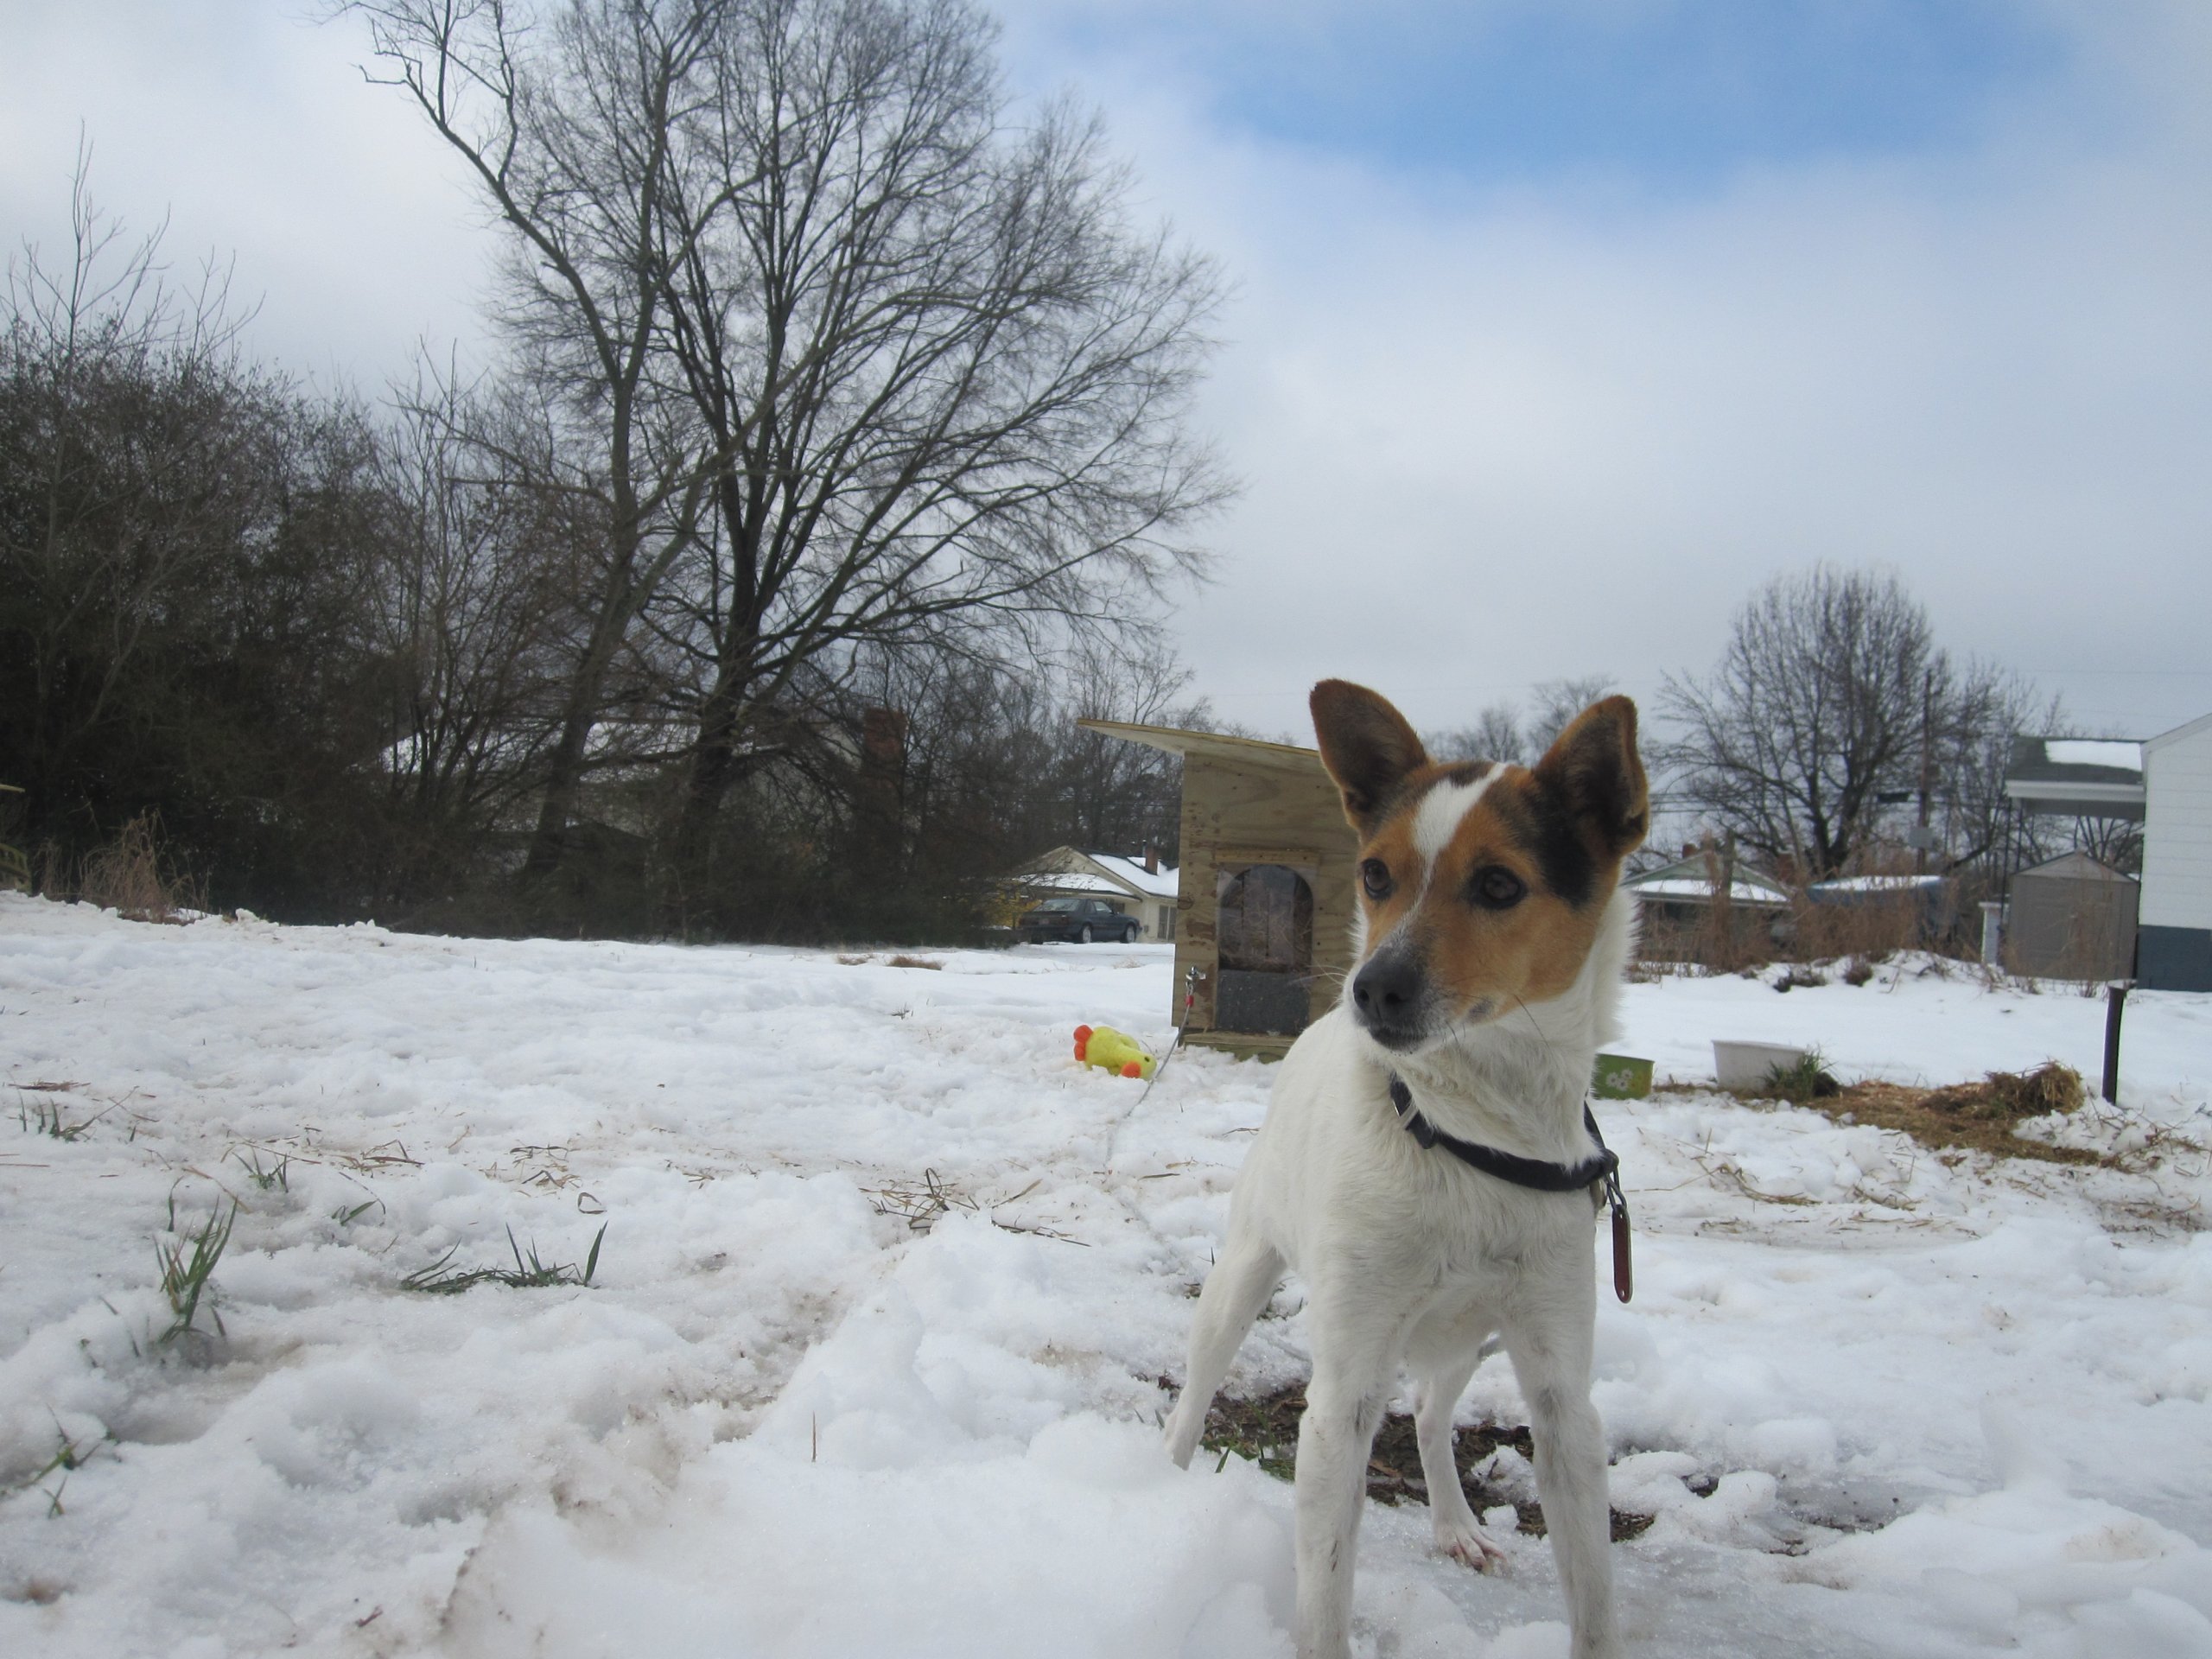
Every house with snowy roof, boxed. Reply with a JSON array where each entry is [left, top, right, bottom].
[[1008, 845, 1181, 941], [1619, 851, 1794, 958], [1622, 853, 1795, 914]]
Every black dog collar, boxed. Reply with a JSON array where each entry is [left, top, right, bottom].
[[1388, 1072, 1634, 1302], [1388, 1074, 1614, 1190]]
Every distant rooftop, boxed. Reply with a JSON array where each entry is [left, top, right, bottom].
[[2003, 734, 2145, 822], [1808, 874, 1946, 893], [2014, 850, 2137, 884], [1628, 876, 1793, 906], [1011, 872, 1130, 897], [1623, 855, 1793, 908], [1084, 852, 1179, 899], [1008, 849, 1178, 900]]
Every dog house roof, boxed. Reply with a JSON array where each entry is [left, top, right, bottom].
[[1077, 719, 1326, 777]]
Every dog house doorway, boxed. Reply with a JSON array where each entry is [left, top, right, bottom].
[[1216, 862, 1316, 1035]]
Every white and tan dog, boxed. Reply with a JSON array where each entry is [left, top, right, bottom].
[[1163, 679, 1648, 1659]]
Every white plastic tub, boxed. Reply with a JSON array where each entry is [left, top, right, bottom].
[[1712, 1039, 1811, 1092]]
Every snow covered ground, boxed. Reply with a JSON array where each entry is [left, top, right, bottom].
[[3, 892, 2209, 1658]]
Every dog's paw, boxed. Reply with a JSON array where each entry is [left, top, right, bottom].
[[1161, 1414, 1200, 1470], [1436, 1516, 1510, 1574]]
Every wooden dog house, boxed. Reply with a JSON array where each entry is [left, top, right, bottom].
[[1080, 721, 1357, 1059]]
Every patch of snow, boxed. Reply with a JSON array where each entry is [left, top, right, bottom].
[[2, 895, 2209, 1657], [1014, 871, 1131, 896], [1809, 874, 1947, 893], [1628, 878, 1792, 905], [2044, 740, 2145, 773], [1086, 853, 1179, 899]]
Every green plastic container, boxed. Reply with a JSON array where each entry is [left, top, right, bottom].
[[1592, 1053, 1653, 1100]]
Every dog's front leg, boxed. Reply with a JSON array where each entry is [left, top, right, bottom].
[[1292, 1295, 1403, 1659], [1164, 1228, 1284, 1468], [1412, 1343, 1509, 1572], [1503, 1291, 1621, 1659]]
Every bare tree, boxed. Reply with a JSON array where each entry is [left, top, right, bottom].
[[644, 632, 1211, 937], [804, 632, 1201, 880], [1661, 568, 1986, 879], [1923, 674, 2072, 878], [647, 0, 1227, 899], [2, 150, 255, 836], [2, 150, 414, 910], [1428, 677, 1614, 766], [368, 362, 588, 889], [1526, 676, 1618, 757], [343, 0, 729, 878], [1046, 637, 1211, 855], [344, 0, 1224, 911], [1429, 702, 1524, 766]]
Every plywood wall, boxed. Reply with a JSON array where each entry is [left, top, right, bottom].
[[1172, 753, 1357, 1041]]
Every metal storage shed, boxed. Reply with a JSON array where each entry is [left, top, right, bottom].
[[2005, 852, 2138, 981], [1080, 720, 1356, 1059]]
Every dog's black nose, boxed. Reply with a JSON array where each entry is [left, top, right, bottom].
[[1351, 952, 1423, 1040]]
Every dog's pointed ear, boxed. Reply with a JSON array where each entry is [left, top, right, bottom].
[[1534, 695, 1649, 861], [1311, 680, 1430, 835]]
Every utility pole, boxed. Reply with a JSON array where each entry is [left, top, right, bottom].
[[1916, 669, 1935, 874], [1702, 831, 1738, 969]]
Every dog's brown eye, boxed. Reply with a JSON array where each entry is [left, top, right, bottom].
[[1360, 858, 1393, 900], [1470, 865, 1527, 909]]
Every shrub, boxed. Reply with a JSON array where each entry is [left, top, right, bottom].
[[78, 814, 204, 922]]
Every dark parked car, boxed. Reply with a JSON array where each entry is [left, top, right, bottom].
[[1016, 895, 1140, 944]]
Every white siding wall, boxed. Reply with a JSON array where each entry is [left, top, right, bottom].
[[2142, 721, 2212, 931]]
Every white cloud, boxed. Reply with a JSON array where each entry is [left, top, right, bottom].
[[1031, 1, 2212, 739], [0, 0, 491, 390]]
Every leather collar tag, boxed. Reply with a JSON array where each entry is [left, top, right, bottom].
[[1604, 1166, 1633, 1305]]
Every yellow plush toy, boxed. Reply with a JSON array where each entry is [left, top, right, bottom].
[[1072, 1024, 1156, 1080]]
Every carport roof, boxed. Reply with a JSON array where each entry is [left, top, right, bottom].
[[2003, 735, 2145, 820]]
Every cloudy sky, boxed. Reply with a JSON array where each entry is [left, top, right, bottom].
[[5, 0, 2209, 744]]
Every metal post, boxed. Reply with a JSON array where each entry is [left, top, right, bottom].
[[1979, 900, 2005, 968], [2101, 982, 2128, 1104]]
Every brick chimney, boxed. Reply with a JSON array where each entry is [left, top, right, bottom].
[[855, 707, 908, 866]]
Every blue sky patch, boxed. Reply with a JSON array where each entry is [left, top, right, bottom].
[[1023, 0, 2069, 189]]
